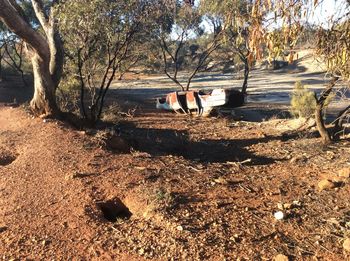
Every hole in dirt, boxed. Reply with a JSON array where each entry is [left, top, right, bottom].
[[0, 152, 17, 166], [97, 198, 132, 222]]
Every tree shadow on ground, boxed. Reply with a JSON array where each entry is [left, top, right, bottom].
[[119, 122, 282, 165], [228, 104, 292, 122], [0, 79, 33, 104]]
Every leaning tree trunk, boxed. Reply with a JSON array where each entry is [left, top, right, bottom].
[[315, 100, 332, 144], [314, 77, 338, 144]]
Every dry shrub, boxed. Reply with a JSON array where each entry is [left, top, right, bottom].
[[290, 81, 316, 118], [101, 102, 122, 124]]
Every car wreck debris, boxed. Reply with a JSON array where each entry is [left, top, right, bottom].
[[156, 89, 228, 116]]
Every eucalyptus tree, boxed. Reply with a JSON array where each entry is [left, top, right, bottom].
[[151, 0, 222, 91], [201, 0, 306, 96], [0, 0, 63, 117], [57, 0, 152, 125], [201, 0, 349, 144], [0, 21, 29, 85], [201, 0, 252, 94], [3, 36, 27, 86], [314, 1, 350, 143], [0, 22, 6, 79]]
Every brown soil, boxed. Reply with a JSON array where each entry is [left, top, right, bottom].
[[0, 74, 350, 260], [0, 103, 350, 260]]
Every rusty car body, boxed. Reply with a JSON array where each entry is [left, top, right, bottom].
[[156, 89, 228, 116]]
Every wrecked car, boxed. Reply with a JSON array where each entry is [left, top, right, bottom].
[[156, 89, 228, 116]]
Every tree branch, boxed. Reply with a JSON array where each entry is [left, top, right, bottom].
[[31, 0, 63, 88], [160, 41, 185, 90], [31, 0, 49, 30], [0, 0, 50, 60]]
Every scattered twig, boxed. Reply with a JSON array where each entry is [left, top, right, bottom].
[[239, 184, 253, 193], [188, 166, 201, 172]]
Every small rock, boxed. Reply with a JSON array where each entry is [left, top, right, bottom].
[[290, 156, 306, 163], [277, 201, 296, 210], [292, 200, 302, 208], [42, 240, 50, 246], [106, 135, 131, 153], [333, 176, 347, 183], [274, 211, 285, 220], [0, 226, 7, 233], [213, 177, 228, 185], [318, 179, 335, 191], [138, 248, 145, 255], [277, 203, 284, 210], [283, 203, 292, 209], [290, 156, 300, 163], [65, 172, 79, 180], [339, 168, 350, 178], [65, 174, 73, 180], [343, 238, 350, 252], [229, 234, 240, 243], [176, 225, 184, 231], [274, 254, 289, 261], [326, 218, 340, 226]]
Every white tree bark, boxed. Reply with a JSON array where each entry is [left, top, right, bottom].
[[0, 0, 63, 117]]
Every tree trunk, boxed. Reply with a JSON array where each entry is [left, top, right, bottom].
[[0, 54, 2, 79], [0, 0, 63, 118], [315, 102, 332, 144], [30, 53, 59, 116], [241, 58, 249, 95], [332, 104, 350, 140], [314, 77, 338, 144]]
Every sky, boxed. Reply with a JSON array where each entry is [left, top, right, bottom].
[[307, 0, 349, 26], [182, 0, 349, 36]]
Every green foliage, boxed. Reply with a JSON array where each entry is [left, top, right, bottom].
[[290, 81, 316, 118], [56, 58, 80, 113], [153, 187, 174, 208], [317, 19, 350, 81], [148, 1, 222, 90], [266, 30, 286, 62], [59, 73, 80, 94], [56, 77, 80, 114], [57, 0, 150, 123], [56, 89, 79, 114]]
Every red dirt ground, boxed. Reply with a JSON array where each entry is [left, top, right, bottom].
[[0, 84, 350, 260]]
